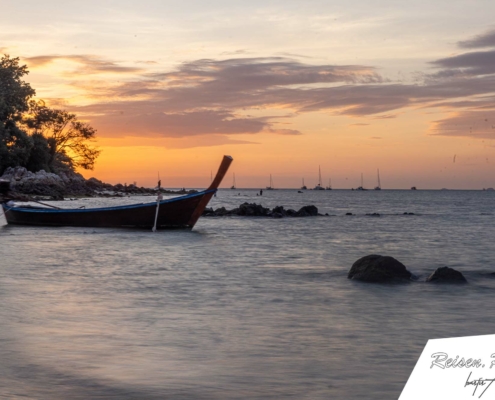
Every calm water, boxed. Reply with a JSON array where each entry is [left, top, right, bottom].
[[1, 189, 495, 399]]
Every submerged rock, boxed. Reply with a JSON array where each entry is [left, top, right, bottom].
[[348, 255, 412, 283], [426, 266, 467, 283], [296, 205, 318, 217]]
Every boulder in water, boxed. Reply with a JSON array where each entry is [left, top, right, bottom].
[[426, 266, 467, 283], [296, 205, 318, 217], [348, 255, 412, 283]]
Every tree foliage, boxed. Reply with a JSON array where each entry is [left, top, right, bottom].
[[0, 55, 36, 123], [0, 54, 100, 175]]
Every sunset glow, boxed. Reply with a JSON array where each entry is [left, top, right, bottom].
[[2, 0, 495, 189]]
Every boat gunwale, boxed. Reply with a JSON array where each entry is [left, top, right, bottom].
[[2, 188, 216, 214]]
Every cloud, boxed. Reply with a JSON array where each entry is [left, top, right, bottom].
[[135, 60, 158, 65], [430, 111, 495, 139], [30, 30, 495, 143], [373, 114, 396, 119], [68, 54, 494, 140], [431, 50, 495, 76], [89, 109, 302, 138], [24, 55, 141, 75], [458, 29, 495, 49]]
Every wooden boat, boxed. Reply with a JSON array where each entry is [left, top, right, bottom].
[[1, 155, 233, 230]]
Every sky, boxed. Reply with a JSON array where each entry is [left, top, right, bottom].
[[2, 0, 495, 189]]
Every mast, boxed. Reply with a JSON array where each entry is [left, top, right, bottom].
[[377, 169, 381, 189], [361, 173, 364, 188], [319, 165, 322, 186]]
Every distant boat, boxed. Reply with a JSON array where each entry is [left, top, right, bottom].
[[411, 186, 417, 190], [230, 172, 236, 189], [356, 173, 367, 191], [326, 178, 332, 190], [301, 178, 307, 190], [374, 169, 381, 190], [313, 165, 325, 190], [266, 174, 274, 190], [485, 187, 494, 191]]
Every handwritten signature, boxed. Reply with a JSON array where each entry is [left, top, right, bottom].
[[465, 372, 495, 398]]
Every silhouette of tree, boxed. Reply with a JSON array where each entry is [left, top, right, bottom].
[[24, 100, 100, 171]]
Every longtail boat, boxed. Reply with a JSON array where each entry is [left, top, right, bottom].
[[0, 155, 233, 230]]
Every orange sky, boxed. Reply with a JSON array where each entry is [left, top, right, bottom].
[[2, 1, 495, 189]]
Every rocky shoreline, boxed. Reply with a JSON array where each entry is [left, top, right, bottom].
[[0, 166, 197, 201]]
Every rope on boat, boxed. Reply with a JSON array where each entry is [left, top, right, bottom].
[[152, 193, 163, 232]]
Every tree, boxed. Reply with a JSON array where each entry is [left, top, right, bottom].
[[0, 122, 33, 173], [1, 54, 100, 175], [0, 55, 35, 174], [23, 100, 101, 171], [25, 132, 52, 172], [0, 55, 36, 123]]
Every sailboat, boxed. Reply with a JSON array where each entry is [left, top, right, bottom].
[[313, 166, 325, 190], [326, 178, 332, 190], [301, 178, 307, 190], [230, 172, 236, 189], [266, 174, 274, 190], [356, 173, 367, 191], [374, 169, 381, 190]]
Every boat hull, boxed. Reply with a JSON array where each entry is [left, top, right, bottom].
[[2, 190, 214, 229]]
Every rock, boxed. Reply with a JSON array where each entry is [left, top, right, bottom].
[[426, 266, 467, 283], [366, 213, 380, 217], [346, 212, 353, 215], [348, 254, 412, 283], [272, 205, 286, 216], [238, 203, 270, 216], [214, 207, 229, 216], [296, 205, 318, 217]]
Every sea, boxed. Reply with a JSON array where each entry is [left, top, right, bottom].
[[1, 188, 494, 399]]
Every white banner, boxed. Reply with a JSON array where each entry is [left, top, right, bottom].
[[400, 334, 495, 399]]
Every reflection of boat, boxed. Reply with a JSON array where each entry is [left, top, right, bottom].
[[1, 156, 233, 230], [356, 173, 367, 191], [411, 186, 417, 190], [230, 173, 236, 189], [374, 169, 381, 190], [313, 166, 325, 190], [326, 178, 332, 190], [301, 178, 307, 190], [266, 174, 274, 190]]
